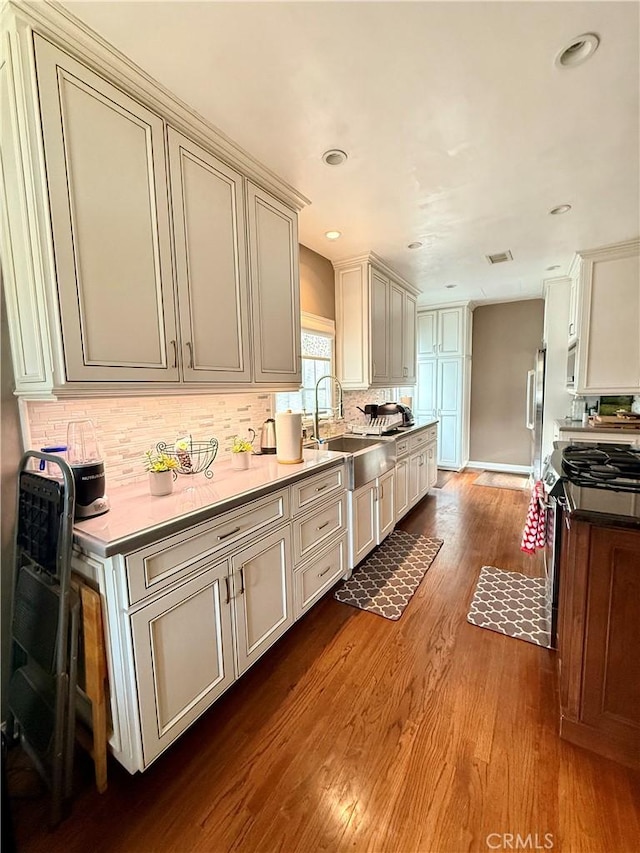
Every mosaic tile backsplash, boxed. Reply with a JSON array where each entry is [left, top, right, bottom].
[[24, 393, 273, 489]]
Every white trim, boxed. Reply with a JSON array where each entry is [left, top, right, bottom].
[[465, 460, 532, 475], [301, 312, 335, 336]]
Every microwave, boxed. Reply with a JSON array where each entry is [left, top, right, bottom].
[[566, 342, 577, 389]]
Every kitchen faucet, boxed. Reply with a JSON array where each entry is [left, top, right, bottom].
[[313, 374, 344, 441]]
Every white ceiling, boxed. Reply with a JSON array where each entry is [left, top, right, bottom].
[[62, 0, 640, 306]]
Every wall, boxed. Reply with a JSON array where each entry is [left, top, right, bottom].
[[299, 244, 335, 320], [469, 300, 544, 467], [1, 285, 23, 718]]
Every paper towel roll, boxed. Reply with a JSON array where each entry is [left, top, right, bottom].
[[275, 410, 303, 464]]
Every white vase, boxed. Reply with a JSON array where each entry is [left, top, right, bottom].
[[149, 470, 174, 496], [231, 452, 251, 470]]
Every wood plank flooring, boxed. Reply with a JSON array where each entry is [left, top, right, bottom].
[[8, 472, 640, 852]]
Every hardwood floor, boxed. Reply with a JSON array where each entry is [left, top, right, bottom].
[[8, 472, 640, 852]]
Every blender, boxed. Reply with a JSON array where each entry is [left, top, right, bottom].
[[66, 419, 110, 518]]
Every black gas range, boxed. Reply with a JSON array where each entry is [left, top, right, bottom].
[[545, 443, 640, 525]]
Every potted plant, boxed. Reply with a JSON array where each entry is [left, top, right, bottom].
[[144, 448, 178, 496], [230, 435, 253, 470]]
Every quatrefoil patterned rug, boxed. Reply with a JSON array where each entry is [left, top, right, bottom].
[[334, 531, 443, 620], [467, 566, 551, 648]]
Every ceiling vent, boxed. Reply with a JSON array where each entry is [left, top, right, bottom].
[[485, 250, 513, 265]]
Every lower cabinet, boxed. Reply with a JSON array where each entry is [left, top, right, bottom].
[[231, 527, 294, 676], [294, 534, 348, 617], [394, 457, 410, 521], [130, 559, 235, 766], [558, 518, 640, 770], [348, 469, 396, 570]]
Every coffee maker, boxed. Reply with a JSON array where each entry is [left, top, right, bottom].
[[66, 419, 110, 519]]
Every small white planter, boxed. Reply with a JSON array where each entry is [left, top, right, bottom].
[[148, 470, 174, 496], [231, 452, 251, 470]]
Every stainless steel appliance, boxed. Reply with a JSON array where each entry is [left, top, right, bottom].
[[66, 419, 109, 519], [377, 402, 415, 427], [258, 418, 277, 454], [526, 347, 546, 480], [542, 442, 640, 647]]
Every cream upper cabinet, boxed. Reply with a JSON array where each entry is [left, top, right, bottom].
[[1, 6, 307, 397], [334, 253, 419, 390], [168, 128, 251, 383], [574, 240, 640, 395], [246, 183, 301, 385], [417, 307, 468, 358], [34, 34, 179, 383]]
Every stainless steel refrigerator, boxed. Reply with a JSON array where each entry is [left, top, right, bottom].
[[526, 347, 546, 481]]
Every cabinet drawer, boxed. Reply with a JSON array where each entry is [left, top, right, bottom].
[[396, 437, 410, 457], [126, 489, 289, 604], [294, 534, 348, 617], [410, 426, 437, 450], [292, 493, 347, 565], [291, 464, 345, 516]]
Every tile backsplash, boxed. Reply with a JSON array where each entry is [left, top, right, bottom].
[[24, 393, 273, 489]]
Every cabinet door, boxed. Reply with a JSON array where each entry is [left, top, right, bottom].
[[246, 183, 301, 384], [231, 527, 293, 675], [408, 451, 423, 506], [168, 129, 251, 383], [437, 358, 463, 468], [389, 283, 405, 384], [377, 469, 395, 543], [426, 443, 438, 490], [438, 308, 463, 356], [130, 560, 234, 766], [568, 273, 579, 343], [403, 292, 417, 384], [417, 312, 437, 356], [581, 526, 640, 747], [416, 359, 437, 418], [348, 482, 377, 569], [394, 458, 410, 522], [370, 268, 389, 384], [33, 35, 179, 382]]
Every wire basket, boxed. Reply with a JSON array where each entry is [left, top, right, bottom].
[[156, 437, 219, 478]]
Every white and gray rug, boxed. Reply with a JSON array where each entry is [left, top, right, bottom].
[[473, 471, 530, 491], [334, 530, 443, 621], [467, 566, 551, 648]]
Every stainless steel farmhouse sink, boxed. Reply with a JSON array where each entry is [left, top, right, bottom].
[[309, 434, 395, 489]]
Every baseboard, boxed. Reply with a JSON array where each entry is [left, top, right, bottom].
[[465, 460, 532, 475]]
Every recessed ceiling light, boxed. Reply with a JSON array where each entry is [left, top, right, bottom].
[[407, 242, 423, 250], [322, 149, 348, 166], [445, 284, 457, 289], [549, 204, 572, 215], [325, 230, 342, 240], [546, 264, 561, 271], [555, 33, 600, 69]]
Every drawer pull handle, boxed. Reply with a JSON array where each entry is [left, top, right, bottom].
[[318, 565, 333, 578], [186, 340, 194, 368], [239, 566, 245, 595], [317, 520, 330, 531], [170, 339, 178, 368], [218, 526, 241, 541], [315, 483, 329, 492], [224, 576, 230, 604]]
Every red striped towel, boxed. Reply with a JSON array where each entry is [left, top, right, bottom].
[[521, 480, 547, 554]]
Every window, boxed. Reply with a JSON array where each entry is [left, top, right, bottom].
[[274, 313, 335, 417]]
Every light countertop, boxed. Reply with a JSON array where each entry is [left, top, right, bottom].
[[555, 418, 640, 435], [74, 450, 347, 557]]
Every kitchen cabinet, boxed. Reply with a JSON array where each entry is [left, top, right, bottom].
[[394, 457, 410, 522], [558, 518, 640, 770], [246, 182, 301, 385], [394, 425, 437, 521], [570, 239, 640, 395], [567, 269, 580, 344], [1, 7, 306, 398], [168, 128, 251, 383], [334, 253, 419, 390], [130, 559, 235, 766], [417, 306, 469, 357], [347, 468, 396, 569], [417, 353, 468, 469], [231, 527, 294, 676]]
